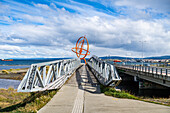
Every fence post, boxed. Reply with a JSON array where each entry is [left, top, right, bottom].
[[156, 68, 158, 75], [166, 69, 168, 76]]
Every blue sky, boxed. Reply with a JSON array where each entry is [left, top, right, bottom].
[[0, 0, 170, 58]]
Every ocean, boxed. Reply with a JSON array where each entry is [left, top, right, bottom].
[[0, 58, 70, 89], [0, 79, 21, 89], [0, 58, 69, 70]]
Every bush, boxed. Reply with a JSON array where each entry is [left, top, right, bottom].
[[16, 69, 20, 71], [2, 70, 9, 74], [8, 87, 14, 91], [9, 69, 13, 72]]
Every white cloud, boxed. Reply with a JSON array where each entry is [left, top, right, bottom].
[[115, 0, 170, 12], [0, 0, 169, 58], [90, 0, 170, 19]]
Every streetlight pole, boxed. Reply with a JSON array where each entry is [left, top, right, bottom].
[[139, 40, 146, 66]]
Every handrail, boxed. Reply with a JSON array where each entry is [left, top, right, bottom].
[[87, 55, 121, 86], [17, 59, 81, 92], [117, 65, 170, 76]]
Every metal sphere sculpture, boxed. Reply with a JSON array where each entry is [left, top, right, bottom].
[[71, 36, 90, 64]]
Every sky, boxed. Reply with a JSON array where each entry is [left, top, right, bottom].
[[0, 0, 170, 58]]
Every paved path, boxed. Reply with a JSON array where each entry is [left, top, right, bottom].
[[38, 64, 170, 113]]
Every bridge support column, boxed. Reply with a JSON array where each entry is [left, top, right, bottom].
[[134, 76, 138, 82], [139, 80, 168, 90], [138, 79, 170, 97]]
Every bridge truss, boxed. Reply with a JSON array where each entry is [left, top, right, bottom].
[[87, 55, 121, 86], [17, 59, 81, 92]]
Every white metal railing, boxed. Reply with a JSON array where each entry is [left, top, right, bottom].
[[87, 55, 121, 86], [17, 59, 81, 92], [117, 65, 170, 76]]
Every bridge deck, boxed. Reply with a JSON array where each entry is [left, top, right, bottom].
[[38, 65, 170, 113]]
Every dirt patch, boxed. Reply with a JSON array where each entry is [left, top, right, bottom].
[[143, 98, 170, 106]]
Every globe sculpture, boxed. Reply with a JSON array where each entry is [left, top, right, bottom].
[[71, 36, 90, 64]]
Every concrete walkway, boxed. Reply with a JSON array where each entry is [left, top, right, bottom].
[[38, 65, 170, 113]]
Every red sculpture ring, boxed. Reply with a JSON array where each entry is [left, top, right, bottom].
[[71, 36, 90, 64]]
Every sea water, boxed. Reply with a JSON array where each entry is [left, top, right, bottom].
[[0, 58, 69, 70], [0, 79, 21, 89], [0, 58, 67, 89], [0, 65, 30, 70]]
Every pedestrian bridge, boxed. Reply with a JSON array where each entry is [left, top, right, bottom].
[[17, 56, 170, 113], [17, 55, 121, 92], [116, 65, 170, 88]]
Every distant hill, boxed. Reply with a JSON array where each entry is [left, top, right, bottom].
[[144, 55, 170, 59], [8, 57, 71, 60], [6, 55, 170, 60], [100, 56, 132, 60], [100, 55, 170, 60]]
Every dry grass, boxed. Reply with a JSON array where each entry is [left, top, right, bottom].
[[143, 98, 170, 106], [0, 69, 27, 80], [0, 87, 58, 113], [0, 87, 30, 109]]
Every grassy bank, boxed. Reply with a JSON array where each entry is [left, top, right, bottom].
[[100, 85, 170, 106], [100, 85, 137, 99], [0, 88, 58, 112], [0, 68, 27, 80]]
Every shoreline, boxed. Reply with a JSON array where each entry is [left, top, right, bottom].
[[0, 68, 27, 80], [0, 65, 30, 66]]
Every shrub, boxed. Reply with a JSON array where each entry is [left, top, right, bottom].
[[8, 87, 14, 91], [2, 70, 9, 74], [16, 69, 20, 71], [9, 69, 13, 72]]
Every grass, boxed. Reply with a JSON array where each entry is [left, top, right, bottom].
[[0, 87, 30, 109], [0, 68, 27, 80], [0, 67, 58, 112], [0, 68, 25, 74], [100, 85, 170, 106], [0, 87, 58, 113], [100, 85, 137, 99]]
